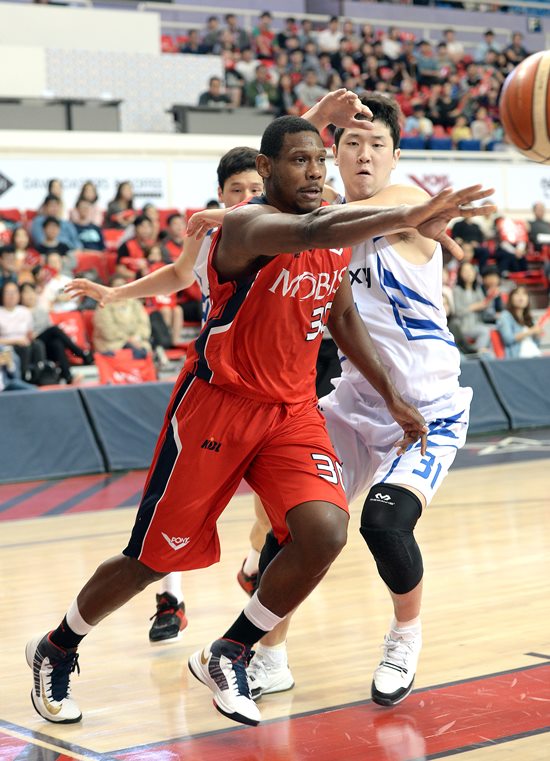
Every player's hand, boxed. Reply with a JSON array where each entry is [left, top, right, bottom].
[[406, 185, 497, 260], [186, 207, 231, 239], [64, 278, 114, 308], [386, 396, 428, 455], [314, 89, 374, 130]]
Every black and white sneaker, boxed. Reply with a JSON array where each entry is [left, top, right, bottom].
[[26, 633, 82, 723], [371, 630, 422, 707], [188, 638, 261, 726]]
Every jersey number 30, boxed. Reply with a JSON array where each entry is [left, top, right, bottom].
[[306, 302, 333, 341]]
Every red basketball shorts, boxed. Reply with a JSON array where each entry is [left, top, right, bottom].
[[123, 373, 348, 573]]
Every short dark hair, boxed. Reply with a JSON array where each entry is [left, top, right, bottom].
[[43, 194, 60, 206], [481, 265, 499, 278], [166, 213, 183, 226], [334, 92, 402, 150], [42, 215, 60, 228], [134, 214, 151, 228], [217, 146, 259, 189], [260, 116, 320, 159]]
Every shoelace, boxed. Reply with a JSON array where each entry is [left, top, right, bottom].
[[50, 652, 80, 702], [230, 648, 254, 697], [380, 637, 414, 674], [149, 598, 180, 621]]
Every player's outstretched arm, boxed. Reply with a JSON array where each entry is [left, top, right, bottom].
[[328, 277, 428, 454], [65, 247, 197, 307], [217, 184, 495, 280]]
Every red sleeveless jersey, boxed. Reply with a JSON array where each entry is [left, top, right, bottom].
[[184, 215, 351, 404]]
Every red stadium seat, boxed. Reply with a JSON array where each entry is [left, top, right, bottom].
[[185, 207, 205, 223], [80, 309, 96, 347], [0, 208, 23, 223], [157, 208, 181, 229], [161, 34, 178, 53], [490, 329, 506, 359], [49, 310, 90, 365], [102, 228, 125, 251], [74, 251, 111, 284], [94, 349, 157, 384]]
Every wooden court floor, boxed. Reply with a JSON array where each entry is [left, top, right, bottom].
[[1, 457, 549, 760]]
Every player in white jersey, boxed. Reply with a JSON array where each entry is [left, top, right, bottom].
[[247, 93, 473, 707]]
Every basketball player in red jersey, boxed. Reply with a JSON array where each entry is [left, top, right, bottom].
[[27, 115, 494, 728]]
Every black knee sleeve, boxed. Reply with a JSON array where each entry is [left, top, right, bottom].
[[359, 484, 423, 595], [258, 530, 283, 580]]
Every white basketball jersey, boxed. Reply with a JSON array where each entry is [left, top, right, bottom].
[[338, 235, 460, 402], [192, 231, 214, 326]]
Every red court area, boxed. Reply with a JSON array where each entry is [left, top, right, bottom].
[[116, 663, 550, 761]]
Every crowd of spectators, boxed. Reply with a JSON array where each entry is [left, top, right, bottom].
[[0, 179, 203, 389], [186, 13, 536, 150]]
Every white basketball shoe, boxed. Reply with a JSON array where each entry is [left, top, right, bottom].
[[371, 626, 422, 706], [188, 638, 261, 726]]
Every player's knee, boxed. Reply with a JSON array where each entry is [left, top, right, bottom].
[[312, 508, 348, 564], [359, 484, 423, 595]]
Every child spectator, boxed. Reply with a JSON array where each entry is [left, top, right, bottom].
[[31, 194, 80, 250], [38, 252, 79, 313], [451, 115, 472, 145], [497, 286, 542, 358], [404, 105, 434, 138], [72, 200, 105, 251], [116, 215, 155, 279], [35, 217, 77, 277]]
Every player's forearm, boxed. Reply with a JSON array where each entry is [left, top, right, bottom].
[[305, 204, 411, 249], [329, 308, 400, 405], [111, 263, 192, 301]]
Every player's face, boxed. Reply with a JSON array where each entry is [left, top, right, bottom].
[[219, 170, 264, 208], [334, 120, 400, 202], [265, 132, 327, 214]]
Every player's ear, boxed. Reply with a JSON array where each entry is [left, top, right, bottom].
[[217, 185, 223, 203], [256, 154, 272, 179], [392, 148, 401, 170], [332, 144, 339, 166]]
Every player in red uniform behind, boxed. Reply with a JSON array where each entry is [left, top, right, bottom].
[[26, 115, 494, 728]]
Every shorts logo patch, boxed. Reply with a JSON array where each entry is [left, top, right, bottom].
[[161, 533, 191, 551], [201, 438, 222, 453]]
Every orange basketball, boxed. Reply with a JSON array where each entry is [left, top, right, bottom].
[[498, 50, 550, 164]]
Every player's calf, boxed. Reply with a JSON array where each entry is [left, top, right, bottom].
[[360, 484, 423, 706]]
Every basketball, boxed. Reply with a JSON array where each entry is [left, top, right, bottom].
[[498, 50, 550, 163]]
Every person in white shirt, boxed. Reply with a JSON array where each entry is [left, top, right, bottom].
[[39, 253, 80, 314], [0, 280, 46, 381], [317, 16, 343, 54]]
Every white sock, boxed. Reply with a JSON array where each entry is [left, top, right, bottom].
[[158, 572, 183, 602], [66, 599, 94, 636], [391, 617, 421, 640], [243, 594, 285, 632], [256, 641, 288, 665], [243, 548, 260, 577]]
